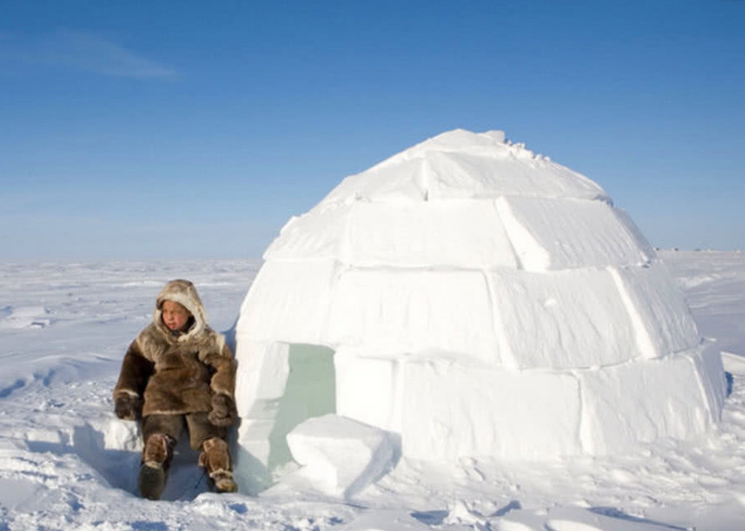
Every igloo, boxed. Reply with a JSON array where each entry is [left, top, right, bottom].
[[233, 129, 726, 491]]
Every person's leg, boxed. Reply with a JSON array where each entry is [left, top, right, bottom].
[[186, 412, 237, 493], [139, 414, 184, 500]]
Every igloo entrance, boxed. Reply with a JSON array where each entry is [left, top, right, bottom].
[[233, 341, 336, 493], [267, 343, 336, 470]]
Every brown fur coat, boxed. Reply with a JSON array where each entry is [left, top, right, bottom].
[[113, 279, 236, 417]]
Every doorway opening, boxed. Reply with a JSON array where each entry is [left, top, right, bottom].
[[266, 343, 336, 472]]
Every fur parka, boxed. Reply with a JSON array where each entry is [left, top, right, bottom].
[[113, 279, 236, 418]]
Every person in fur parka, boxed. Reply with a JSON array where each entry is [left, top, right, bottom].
[[113, 279, 238, 499]]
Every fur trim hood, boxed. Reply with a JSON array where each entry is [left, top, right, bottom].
[[153, 279, 207, 341]]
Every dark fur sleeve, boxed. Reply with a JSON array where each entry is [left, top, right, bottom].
[[204, 342, 237, 398], [113, 338, 154, 400]]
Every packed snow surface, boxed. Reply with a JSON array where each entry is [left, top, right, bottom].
[[234, 130, 726, 479], [0, 251, 743, 530]]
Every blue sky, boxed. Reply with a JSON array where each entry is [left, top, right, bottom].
[[1, 0, 743, 259]]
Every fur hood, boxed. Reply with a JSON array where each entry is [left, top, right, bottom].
[[153, 279, 207, 341]]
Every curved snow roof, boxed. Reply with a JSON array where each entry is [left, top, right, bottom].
[[318, 129, 610, 206], [264, 129, 648, 271]]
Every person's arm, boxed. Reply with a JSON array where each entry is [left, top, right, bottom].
[[113, 338, 153, 420], [204, 339, 238, 427], [206, 342, 237, 397]]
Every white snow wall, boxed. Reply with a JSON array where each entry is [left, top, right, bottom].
[[233, 129, 727, 492]]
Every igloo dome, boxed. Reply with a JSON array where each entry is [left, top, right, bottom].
[[233, 129, 726, 487]]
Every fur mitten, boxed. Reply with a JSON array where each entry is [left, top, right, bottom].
[[115, 394, 143, 420], [208, 393, 238, 427]]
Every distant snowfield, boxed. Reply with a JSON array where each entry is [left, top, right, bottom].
[[0, 251, 743, 530]]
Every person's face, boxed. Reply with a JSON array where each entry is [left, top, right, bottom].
[[161, 300, 191, 331]]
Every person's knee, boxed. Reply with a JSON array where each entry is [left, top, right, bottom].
[[143, 433, 174, 466], [201, 436, 228, 453], [200, 437, 231, 469]]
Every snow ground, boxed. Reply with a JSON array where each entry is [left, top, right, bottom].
[[0, 251, 743, 530]]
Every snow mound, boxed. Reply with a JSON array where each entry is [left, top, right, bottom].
[[233, 129, 727, 493], [0, 305, 53, 329]]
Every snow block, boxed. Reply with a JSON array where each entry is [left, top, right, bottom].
[[488, 268, 637, 369], [287, 414, 397, 498], [234, 341, 290, 418], [237, 259, 338, 344], [496, 196, 651, 271], [578, 346, 717, 454], [614, 207, 657, 261], [690, 341, 727, 417], [234, 341, 291, 477], [235, 418, 276, 470], [347, 200, 517, 269], [335, 350, 397, 431], [425, 150, 607, 201], [611, 261, 700, 358], [399, 359, 582, 460], [265, 199, 518, 268], [264, 204, 350, 261], [327, 269, 501, 364], [323, 156, 428, 204]]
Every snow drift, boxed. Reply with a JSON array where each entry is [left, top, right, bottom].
[[232, 129, 727, 493]]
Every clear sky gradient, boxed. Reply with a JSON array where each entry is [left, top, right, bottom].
[[1, 0, 743, 259]]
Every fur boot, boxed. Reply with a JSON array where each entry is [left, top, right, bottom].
[[199, 437, 237, 493], [138, 433, 174, 500]]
